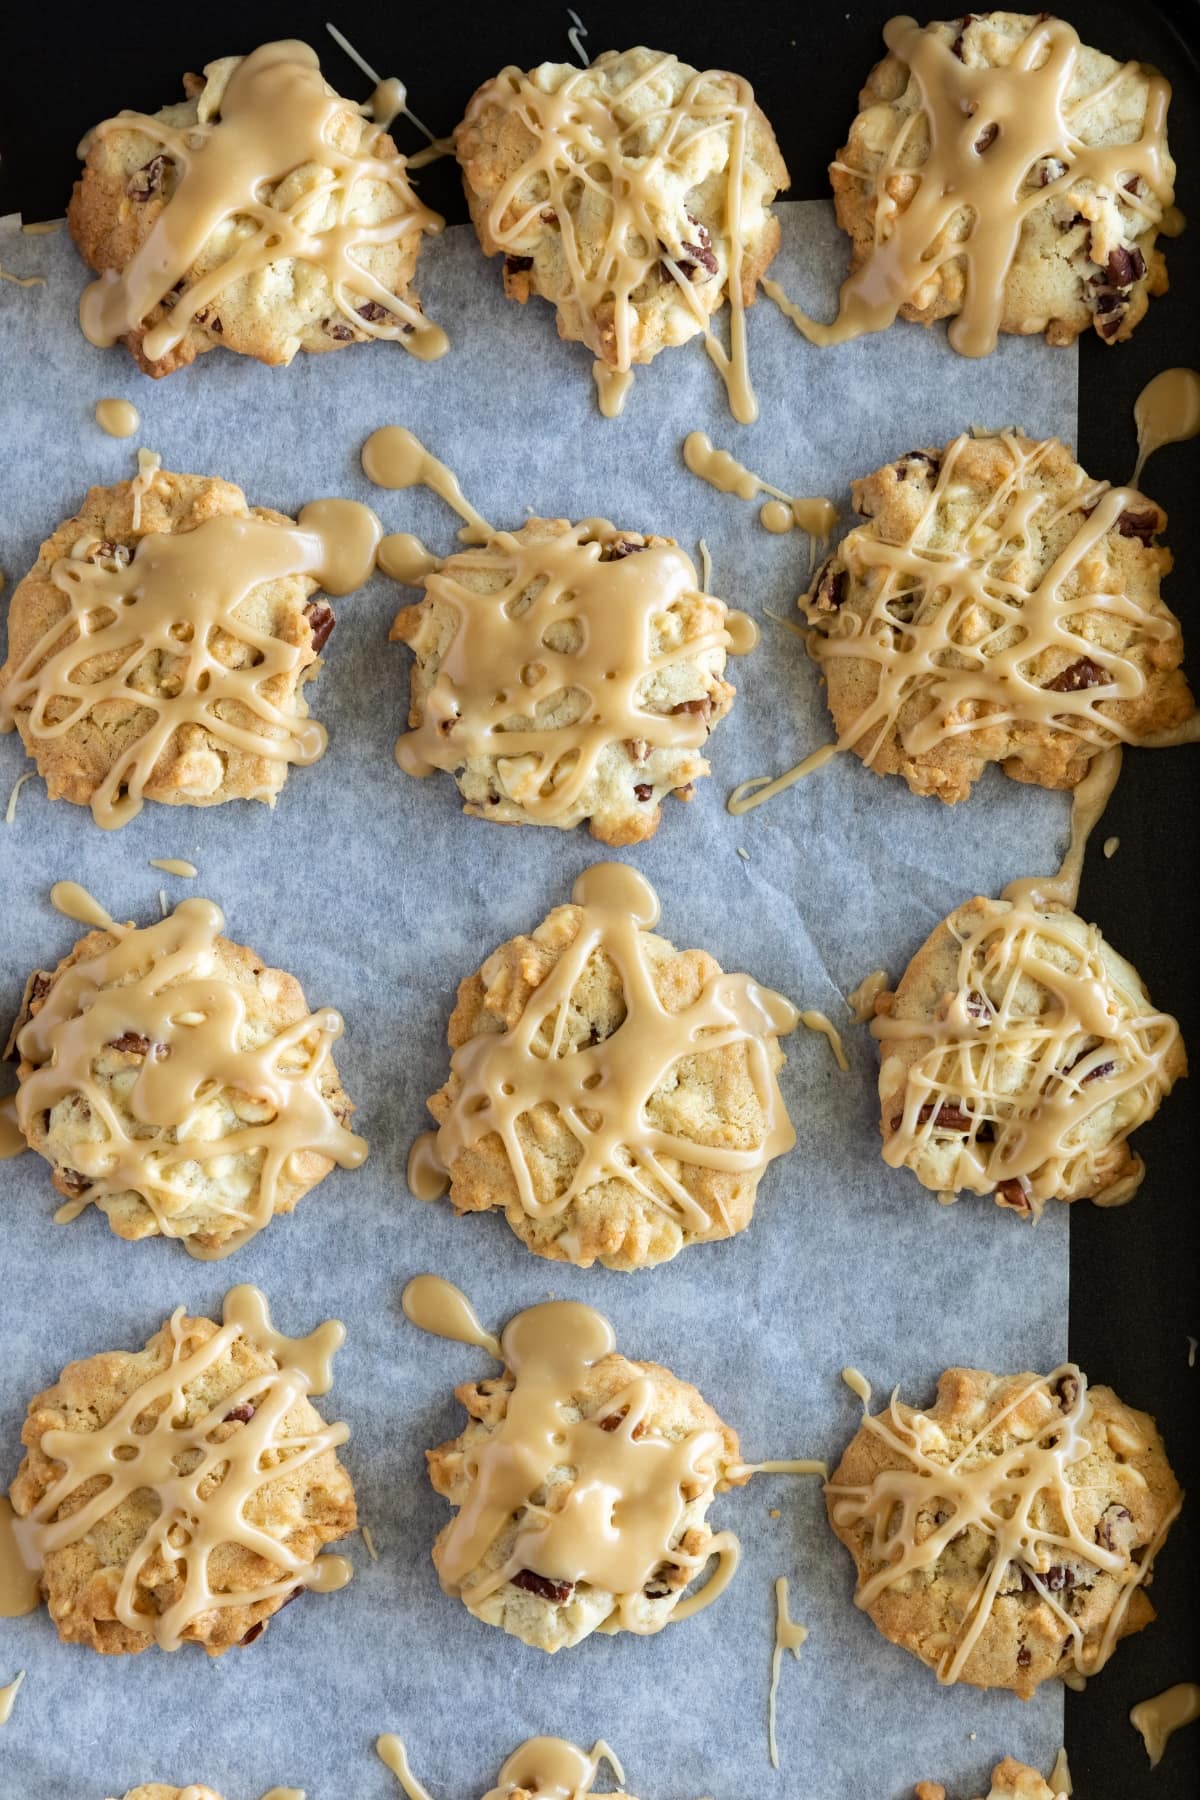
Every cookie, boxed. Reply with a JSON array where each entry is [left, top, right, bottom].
[[802, 432, 1194, 803], [454, 47, 787, 407], [426, 1295, 745, 1651], [916, 1759, 1064, 1800], [827, 1363, 1182, 1697], [874, 893, 1185, 1216], [831, 14, 1176, 353], [69, 41, 443, 377], [390, 517, 754, 844], [109, 1790, 223, 1800], [9, 895, 364, 1254], [413, 862, 796, 1270], [8, 1287, 356, 1656], [0, 464, 377, 826]]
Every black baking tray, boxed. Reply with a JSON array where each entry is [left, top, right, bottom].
[[1, 4, 1197, 1794]]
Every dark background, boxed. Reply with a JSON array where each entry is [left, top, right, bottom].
[[1, 3, 1197, 1794]]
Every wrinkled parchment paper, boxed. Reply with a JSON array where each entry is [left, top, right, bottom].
[[0, 202, 1077, 1800]]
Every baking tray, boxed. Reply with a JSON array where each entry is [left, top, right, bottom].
[[0, 3, 1197, 1795]]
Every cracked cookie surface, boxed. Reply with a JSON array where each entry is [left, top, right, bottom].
[[803, 432, 1193, 802]]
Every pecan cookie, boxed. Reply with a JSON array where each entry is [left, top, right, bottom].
[[832, 13, 1176, 350], [391, 518, 751, 844], [414, 862, 796, 1270], [916, 1760, 1065, 1800], [109, 1790, 224, 1800], [875, 894, 1185, 1217], [827, 1365, 1182, 1697], [0, 466, 361, 826], [69, 41, 442, 376], [426, 1300, 746, 1651], [8, 1291, 356, 1656], [802, 432, 1193, 802], [9, 897, 363, 1254], [454, 47, 787, 387]]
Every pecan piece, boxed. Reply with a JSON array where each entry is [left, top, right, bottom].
[[1054, 1373, 1080, 1411], [1116, 508, 1159, 545], [974, 122, 999, 153], [223, 1403, 257, 1424], [107, 1031, 151, 1056], [602, 538, 648, 561], [1017, 1645, 1032, 1667], [811, 561, 847, 613], [896, 450, 940, 480], [57, 1167, 92, 1197], [503, 255, 534, 275], [670, 698, 711, 717], [1105, 246, 1146, 289], [512, 1569, 574, 1603], [305, 601, 335, 653], [322, 318, 355, 342], [357, 300, 394, 323], [995, 1177, 1032, 1213], [1043, 657, 1105, 693], [127, 155, 168, 201], [238, 1620, 266, 1646], [951, 14, 979, 60], [633, 783, 654, 802]]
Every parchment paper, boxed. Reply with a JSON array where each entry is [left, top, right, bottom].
[[0, 202, 1078, 1800]]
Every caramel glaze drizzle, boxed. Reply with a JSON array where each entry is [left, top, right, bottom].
[[6, 1286, 353, 1651], [802, 431, 1191, 789], [456, 51, 772, 421], [874, 878, 1183, 1218], [410, 1278, 745, 1632], [1133, 368, 1200, 484], [378, 1733, 627, 1800], [1130, 1682, 1200, 1768], [391, 524, 757, 828], [78, 41, 446, 365], [0, 485, 381, 829], [409, 863, 798, 1238], [827, 1364, 1182, 1686], [683, 431, 838, 543], [767, 14, 1175, 357], [14, 896, 366, 1257]]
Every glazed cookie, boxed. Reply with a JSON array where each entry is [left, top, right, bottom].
[[391, 517, 755, 843], [826, 1364, 1182, 1697], [0, 464, 379, 826], [454, 47, 787, 410], [8, 1287, 356, 1656], [830, 14, 1176, 353], [425, 1295, 745, 1651], [803, 432, 1194, 803], [874, 893, 1185, 1217], [378, 1734, 635, 1800], [69, 40, 443, 376], [8, 896, 364, 1254], [412, 862, 797, 1270], [916, 1760, 1065, 1800], [109, 1790, 224, 1800]]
